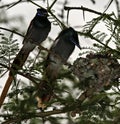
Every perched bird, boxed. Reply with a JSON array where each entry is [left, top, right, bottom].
[[37, 27, 81, 109], [0, 8, 51, 108]]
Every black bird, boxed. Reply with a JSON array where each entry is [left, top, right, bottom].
[[45, 27, 81, 81], [11, 8, 51, 71], [37, 27, 81, 109], [0, 8, 51, 108]]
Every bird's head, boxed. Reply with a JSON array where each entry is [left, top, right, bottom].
[[36, 8, 48, 17], [61, 27, 81, 49]]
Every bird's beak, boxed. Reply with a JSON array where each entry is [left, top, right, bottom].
[[70, 38, 81, 50]]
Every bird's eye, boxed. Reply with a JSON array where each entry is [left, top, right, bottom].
[[38, 12, 48, 17], [37, 12, 42, 16]]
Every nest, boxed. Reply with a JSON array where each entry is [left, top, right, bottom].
[[71, 53, 120, 91]]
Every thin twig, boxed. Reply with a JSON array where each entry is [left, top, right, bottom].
[[115, 0, 120, 18], [64, 6, 103, 15], [29, 48, 41, 72], [1, 109, 68, 124], [64, 6, 117, 22], [0, 63, 39, 86], [49, 10, 66, 29], [78, 31, 120, 54], [104, 0, 114, 13], [0, 27, 24, 37], [0, 0, 26, 9], [7, 0, 22, 9], [48, 0, 58, 10], [28, 0, 43, 8]]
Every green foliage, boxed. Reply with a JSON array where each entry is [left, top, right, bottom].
[[0, 33, 19, 77], [81, 13, 120, 58], [0, 33, 18, 62]]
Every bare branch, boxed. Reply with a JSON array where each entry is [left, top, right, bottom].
[[64, 6, 117, 22], [0, 27, 24, 37], [48, 0, 58, 10], [1, 107, 75, 123]]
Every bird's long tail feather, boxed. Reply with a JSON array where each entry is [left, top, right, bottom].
[[0, 43, 35, 108], [0, 76, 13, 108]]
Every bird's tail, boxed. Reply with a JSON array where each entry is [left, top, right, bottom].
[[0, 43, 36, 108], [10, 42, 36, 71], [0, 50, 31, 108], [0, 76, 13, 108]]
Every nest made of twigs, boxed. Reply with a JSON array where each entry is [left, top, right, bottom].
[[71, 53, 120, 91]]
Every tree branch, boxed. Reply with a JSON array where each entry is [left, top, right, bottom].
[[0, 63, 39, 86], [64, 6, 117, 23], [1, 106, 76, 124], [77, 31, 120, 54], [0, 27, 24, 37], [48, 0, 58, 10]]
